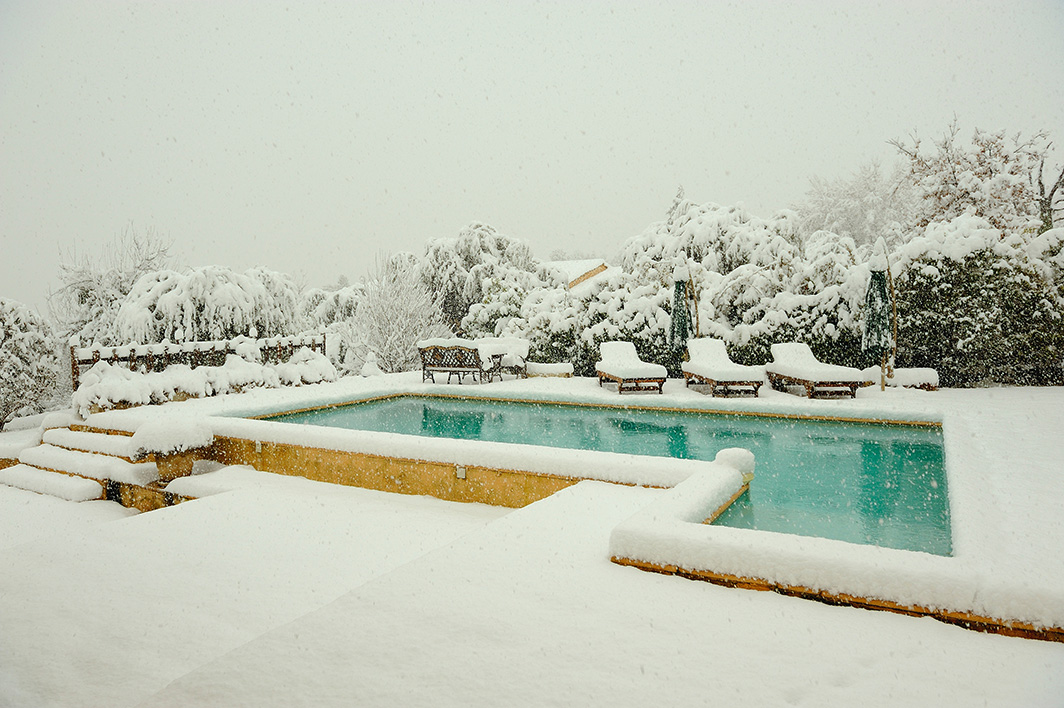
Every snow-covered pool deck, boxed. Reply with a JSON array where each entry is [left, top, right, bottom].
[[2, 378, 1063, 704], [59, 377, 1064, 635]]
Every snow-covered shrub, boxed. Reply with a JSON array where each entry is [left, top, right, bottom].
[[71, 349, 338, 417], [615, 198, 866, 369], [580, 270, 681, 375], [461, 260, 553, 341], [505, 286, 587, 367], [893, 216, 1064, 386], [355, 254, 451, 373], [114, 266, 304, 344], [0, 299, 61, 431], [274, 349, 337, 386]]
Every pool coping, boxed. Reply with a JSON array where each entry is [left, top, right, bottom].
[[252, 390, 944, 429], [608, 464, 1064, 643]]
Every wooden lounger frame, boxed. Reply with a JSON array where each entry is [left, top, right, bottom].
[[596, 370, 666, 394], [767, 371, 861, 399], [683, 371, 763, 397]]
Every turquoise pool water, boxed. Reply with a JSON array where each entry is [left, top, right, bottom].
[[268, 396, 951, 556]]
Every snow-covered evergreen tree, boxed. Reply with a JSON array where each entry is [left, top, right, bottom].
[[420, 222, 539, 330], [355, 253, 451, 373], [0, 299, 60, 430]]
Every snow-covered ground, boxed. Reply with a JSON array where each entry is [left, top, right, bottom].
[[1, 378, 1063, 706]]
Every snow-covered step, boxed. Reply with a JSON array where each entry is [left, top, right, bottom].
[[19, 444, 159, 486], [0, 463, 105, 502], [42, 428, 138, 460], [41, 410, 86, 431]]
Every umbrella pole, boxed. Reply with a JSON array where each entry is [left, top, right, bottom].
[[887, 254, 898, 379]]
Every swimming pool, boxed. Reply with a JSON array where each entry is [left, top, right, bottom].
[[268, 395, 951, 556]]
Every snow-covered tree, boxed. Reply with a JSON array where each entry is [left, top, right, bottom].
[[796, 161, 917, 246], [113, 266, 304, 344], [1036, 153, 1064, 234], [301, 281, 364, 371], [0, 299, 60, 430], [582, 269, 678, 375], [355, 253, 451, 373], [48, 225, 173, 346], [890, 122, 1053, 233], [420, 222, 539, 330]]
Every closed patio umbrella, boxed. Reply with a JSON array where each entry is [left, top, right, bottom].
[[862, 238, 894, 390], [669, 263, 691, 350]]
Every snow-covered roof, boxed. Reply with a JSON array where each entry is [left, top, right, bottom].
[[542, 259, 614, 291], [543, 259, 607, 283]]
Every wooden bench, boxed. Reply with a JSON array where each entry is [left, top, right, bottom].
[[418, 344, 485, 384]]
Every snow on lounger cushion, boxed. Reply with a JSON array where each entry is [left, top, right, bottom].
[[682, 338, 764, 382], [766, 343, 864, 382], [596, 341, 667, 379]]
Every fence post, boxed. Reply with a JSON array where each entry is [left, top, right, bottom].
[[70, 345, 79, 391]]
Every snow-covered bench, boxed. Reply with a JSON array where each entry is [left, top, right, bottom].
[[417, 339, 485, 384], [682, 338, 764, 397], [765, 343, 864, 399], [417, 338, 530, 384]]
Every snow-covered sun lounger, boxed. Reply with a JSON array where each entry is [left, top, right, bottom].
[[765, 343, 865, 399], [681, 338, 764, 397], [595, 341, 667, 394]]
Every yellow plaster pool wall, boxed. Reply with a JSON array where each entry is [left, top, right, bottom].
[[208, 435, 582, 508]]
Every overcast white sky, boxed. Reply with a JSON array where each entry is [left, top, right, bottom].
[[2, 0, 1062, 311]]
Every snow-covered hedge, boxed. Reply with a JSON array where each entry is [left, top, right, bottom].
[[893, 219, 1064, 386], [71, 349, 337, 417]]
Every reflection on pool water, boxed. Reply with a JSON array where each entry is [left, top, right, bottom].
[[267, 395, 951, 556]]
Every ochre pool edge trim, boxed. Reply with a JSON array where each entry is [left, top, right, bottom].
[[209, 434, 667, 508], [610, 556, 1064, 643]]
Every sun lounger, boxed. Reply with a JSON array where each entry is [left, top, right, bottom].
[[765, 343, 864, 399], [595, 341, 667, 394], [681, 338, 764, 397]]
